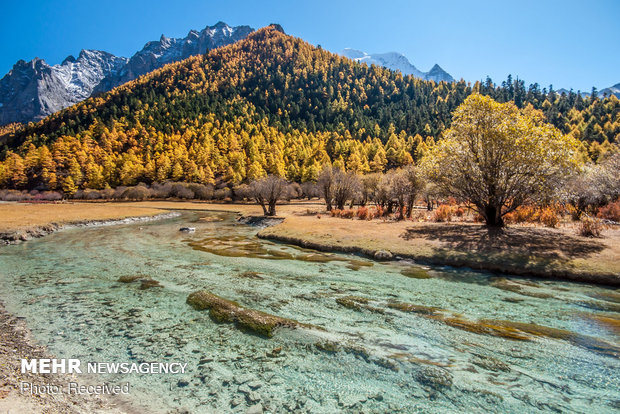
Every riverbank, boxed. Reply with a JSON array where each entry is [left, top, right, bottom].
[[0, 202, 170, 244], [257, 214, 620, 286], [0, 303, 137, 414], [1, 200, 618, 286]]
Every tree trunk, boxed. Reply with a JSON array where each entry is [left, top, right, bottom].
[[406, 199, 414, 218], [484, 204, 504, 227], [267, 201, 277, 216]]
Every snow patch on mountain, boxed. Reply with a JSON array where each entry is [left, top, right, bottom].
[[341, 48, 453, 83], [0, 22, 254, 124]]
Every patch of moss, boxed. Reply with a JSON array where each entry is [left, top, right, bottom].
[[238, 271, 264, 280], [440, 316, 531, 341], [485, 319, 620, 358], [139, 279, 162, 290], [490, 278, 555, 299], [577, 300, 620, 313], [587, 290, 620, 304], [587, 314, 620, 335], [336, 296, 384, 313], [471, 355, 511, 372], [400, 267, 432, 279], [187, 290, 310, 338], [387, 302, 442, 315], [315, 341, 340, 353], [117, 275, 144, 283]]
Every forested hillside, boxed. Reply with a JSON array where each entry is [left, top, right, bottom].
[[0, 25, 618, 192]]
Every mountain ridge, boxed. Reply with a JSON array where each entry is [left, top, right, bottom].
[[0, 22, 254, 125], [341, 48, 454, 83]]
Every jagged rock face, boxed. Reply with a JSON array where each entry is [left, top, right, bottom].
[[341, 48, 454, 83], [93, 22, 253, 94], [0, 22, 254, 125], [0, 51, 127, 124]]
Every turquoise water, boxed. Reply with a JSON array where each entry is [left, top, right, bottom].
[[0, 211, 618, 413]]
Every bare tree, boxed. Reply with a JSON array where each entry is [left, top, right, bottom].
[[561, 153, 620, 219], [317, 165, 335, 211], [300, 181, 319, 200], [332, 169, 361, 210], [249, 175, 288, 216], [360, 174, 381, 206], [402, 165, 424, 218]]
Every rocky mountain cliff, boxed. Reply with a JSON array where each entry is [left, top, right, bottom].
[[92, 21, 253, 94], [341, 48, 454, 83], [0, 22, 254, 125], [0, 51, 127, 125]]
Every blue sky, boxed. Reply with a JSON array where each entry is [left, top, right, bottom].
[[1, 0, 618, 91]]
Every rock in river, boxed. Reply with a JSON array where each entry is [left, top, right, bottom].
[[374, 250, 393, 260]]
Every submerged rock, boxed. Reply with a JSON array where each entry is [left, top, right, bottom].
[[187, 290, 312, 337], [471, 355, 511, 372], [117, 275, 144, 283], [245, 403, 263, 414], [416, 367, 453, 389], [266, 347, 283, 357], [139, 279, 162, 290]]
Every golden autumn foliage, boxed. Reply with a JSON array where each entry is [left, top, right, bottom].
[[0, 26, 617, 191]]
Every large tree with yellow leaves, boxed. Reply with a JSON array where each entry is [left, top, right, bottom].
[[421, 94, 582, 227]]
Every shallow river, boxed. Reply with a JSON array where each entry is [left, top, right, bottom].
[[0, 211, 618, 413]]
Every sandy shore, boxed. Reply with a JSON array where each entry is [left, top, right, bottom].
[[0, 303, 140, 414]]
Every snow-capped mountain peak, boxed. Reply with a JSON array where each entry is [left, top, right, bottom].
[[0, 22, 255, 124], [341, 48, 453, 83]]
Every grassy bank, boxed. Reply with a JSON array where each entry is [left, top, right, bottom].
[[258, 214, 620, 286], [0, 202, 165, 232]]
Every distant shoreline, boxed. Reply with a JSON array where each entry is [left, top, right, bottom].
[[0, 212, 180, 246]]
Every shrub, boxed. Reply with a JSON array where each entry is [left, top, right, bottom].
[[100, 188, 115, 199], [454, 207, 465, 217], [187, 183, 214, 200], [357, 207, 371, 220], [83, 189, 103, 200], [213, 188, 232, 200], [433, 205, 453, 222], [0, 190, 32, 201], [504, 205, 537, 224], [375, 205, 385, 218], [113, 186, 128, 199], [32, 191, 63, 201], [578, 216, 603, 237], [597, 201, 620, 222], [539, 207, 560, 228], [341, 209, 356, 219], [330, 209, 342, 217], [121, 186, 151, 200]]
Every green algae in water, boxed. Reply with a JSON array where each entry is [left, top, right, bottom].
[[400, 267, 433, 279], [0, 210, 618, 413]]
